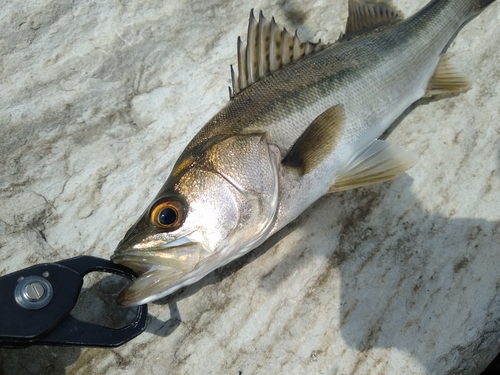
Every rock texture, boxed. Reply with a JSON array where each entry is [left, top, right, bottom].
[[1, 0, 499, 374]]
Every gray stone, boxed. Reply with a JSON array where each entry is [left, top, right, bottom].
[[1, 0, 499, 374]]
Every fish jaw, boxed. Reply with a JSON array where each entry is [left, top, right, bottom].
[[111, 241, 206, 306], [111, 212, 208, 306]]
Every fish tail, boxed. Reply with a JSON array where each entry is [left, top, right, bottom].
[[460, 0, 496, 20], [476, 0, 496, 9]]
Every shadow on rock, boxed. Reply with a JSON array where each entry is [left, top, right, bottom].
[[156, 168, 499, 373]]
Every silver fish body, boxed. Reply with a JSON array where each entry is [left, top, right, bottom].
[[112, 0, 496, 306]]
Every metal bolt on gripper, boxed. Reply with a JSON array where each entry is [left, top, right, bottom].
[[14, 275, 53, 310]]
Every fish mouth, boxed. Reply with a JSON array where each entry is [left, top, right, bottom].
[[111, 240, 204, 306]]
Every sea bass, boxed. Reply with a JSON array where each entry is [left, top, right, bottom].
[[111, 0, 496, 306]]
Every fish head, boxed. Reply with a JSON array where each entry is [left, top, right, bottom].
[[112, 134, 279, 306]]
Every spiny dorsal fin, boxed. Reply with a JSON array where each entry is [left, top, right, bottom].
[[328, 140, 416, 192], [345, 0, 404, 36], [282, 104, 346, 175], [230, 9, 327, 98], [425, 54, 472, 97]]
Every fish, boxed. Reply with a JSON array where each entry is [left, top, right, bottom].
[[111, 0, 497, 306]]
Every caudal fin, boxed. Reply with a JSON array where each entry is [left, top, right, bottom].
[[476, 0, 496, 9]]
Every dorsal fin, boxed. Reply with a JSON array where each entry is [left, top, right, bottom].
[[230, 10, 327, 98], [344, 0, 404, 36]]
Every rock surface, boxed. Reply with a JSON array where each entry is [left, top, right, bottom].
[[1, 0, 499, 374]]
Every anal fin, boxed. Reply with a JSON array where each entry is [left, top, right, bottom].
[[425, 54, 472, 97], [282, 104, 346, 175], [328, 140, 416, 192]]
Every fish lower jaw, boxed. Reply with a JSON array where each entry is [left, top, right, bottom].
[[110, 248, 208, 306], [111, 245, 256, 305], [116, 266, 192, 306]]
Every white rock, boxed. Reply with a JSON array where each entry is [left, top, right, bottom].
[[0, 0, 499, 374]]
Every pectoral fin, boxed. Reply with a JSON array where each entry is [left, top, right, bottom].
[[328, 140, 416, 193], [282, 104, 346, 175], [425, 55, 471, 97]]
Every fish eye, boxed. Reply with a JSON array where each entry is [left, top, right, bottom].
[[150, 199, 185, 230]]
